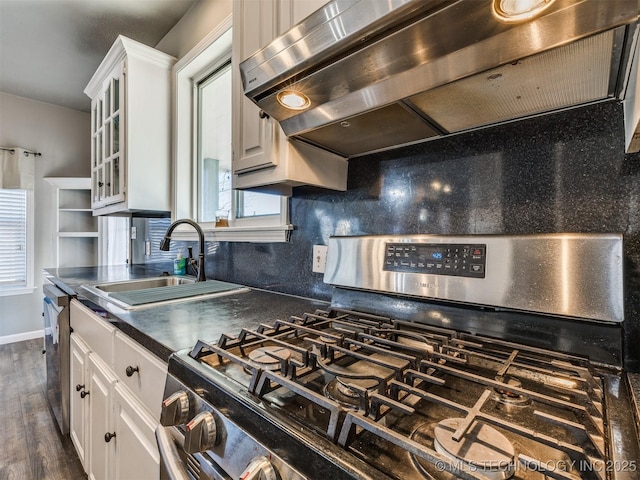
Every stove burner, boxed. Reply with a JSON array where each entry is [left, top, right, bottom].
[[431, 418, 515, 480], [492, 376, 531, 407], [248, 346, 291, 371], [323, 377, 378, 409], [319, 335, 338, 344], [335, 381, 360, 399], [337, 376, 378, 395]]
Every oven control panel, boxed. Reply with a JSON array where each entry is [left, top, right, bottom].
[[383, 243, 486, 278]]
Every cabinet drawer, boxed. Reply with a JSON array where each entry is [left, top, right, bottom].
[[70, 300, 115, 365], [113, 331, 167, 419]]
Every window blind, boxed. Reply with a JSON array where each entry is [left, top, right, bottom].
[[0, 189, 27, 287], [147, 218, 176, 262]]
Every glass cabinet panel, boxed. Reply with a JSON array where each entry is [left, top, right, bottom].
[[105, 83, 111, 117], [114, 79, 120, 112], [105, 120, 111, 157], [105, 161, 112, 199], [113, 115, 120, 154], [113, 158, 120, 196], [98, 168, 104, 201], [97, 132, 103, 165], [92, 104, 98, 135], [92, 174, 99, 205], [92, 137, 97, 169]]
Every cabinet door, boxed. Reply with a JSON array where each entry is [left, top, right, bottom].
[[70, 334, 90, 473], [91, 96, 104, 208], [113, 383, 160, 480], [232, 0, 347, 193], [233, 0, 327, 174], [101, 62, 126, 207], [92, 63, 125, 210], [232, 0, 278, 174], [87, 353, 117, 480]]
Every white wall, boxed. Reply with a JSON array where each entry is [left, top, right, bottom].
[[155, 0, 232, 59], [0, 92, 89, 342], [0, 0, 229, 342]]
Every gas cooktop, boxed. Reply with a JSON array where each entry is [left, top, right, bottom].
[[180, 305, 636, 480], [157, 234, 638, 480]]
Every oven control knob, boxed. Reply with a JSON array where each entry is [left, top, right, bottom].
[[184, 411, 217, 453], [239, 456, 277, 480], [160, 391, 190, 426]]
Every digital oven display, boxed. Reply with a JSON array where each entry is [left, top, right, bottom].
[[423, 247, 444, 261], [383, 243, 487, 278]]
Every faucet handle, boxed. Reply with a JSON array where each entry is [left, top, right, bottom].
[[187, 246, 193, 259]]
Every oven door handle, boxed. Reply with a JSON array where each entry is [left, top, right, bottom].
[[155, 425, 190, 480]]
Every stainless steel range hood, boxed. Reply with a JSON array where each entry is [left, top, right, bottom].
[[240, 0, 639, 158]]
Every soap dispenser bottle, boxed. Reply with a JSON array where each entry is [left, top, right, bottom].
[[174, 249, 186, 275]]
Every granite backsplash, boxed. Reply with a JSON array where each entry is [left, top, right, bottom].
[[136, 100, 640, 370]]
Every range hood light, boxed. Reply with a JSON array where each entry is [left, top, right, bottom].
[[277, 90, 310, 110], [492, 0, 555, 23]]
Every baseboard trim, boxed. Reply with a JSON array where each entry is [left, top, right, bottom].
[[0, 329, 44, 345]]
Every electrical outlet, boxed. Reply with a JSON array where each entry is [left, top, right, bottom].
[[312, 245, 328, 273]]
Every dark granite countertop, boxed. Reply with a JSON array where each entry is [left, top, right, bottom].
[[44, 265, 329, 362]]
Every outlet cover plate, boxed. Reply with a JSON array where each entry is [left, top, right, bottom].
[[312, 245, 328, 273]]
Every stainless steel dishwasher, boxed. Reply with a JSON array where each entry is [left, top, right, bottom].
[[43, 283, 71, 435]]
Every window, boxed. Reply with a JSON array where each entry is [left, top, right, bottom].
[[195, 58, 281, 226], [196, 60, 233, 223], [0, 189, 33, 295], [173, 18, 290, 242]]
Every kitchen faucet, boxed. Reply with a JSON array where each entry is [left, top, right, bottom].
[[159, 219, 206, 282]]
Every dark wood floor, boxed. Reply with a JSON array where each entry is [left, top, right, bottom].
[[0, 338, 85, 479]]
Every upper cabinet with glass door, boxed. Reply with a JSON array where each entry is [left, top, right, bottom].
[[232, 0, 348, 195], [91, 65, 123, 208], [85, 36, 176, 215]]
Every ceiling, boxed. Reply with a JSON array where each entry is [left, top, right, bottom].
[[0, 0, 198, 112]]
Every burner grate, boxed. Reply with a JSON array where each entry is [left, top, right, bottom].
[[187, 307, 612, 479]]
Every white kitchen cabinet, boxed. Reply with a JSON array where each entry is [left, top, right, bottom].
[[113, 330, 167, 419], [232, 0, 347, 195], [69, 300, 165, 480], [113, 383, 160, 479], [232, 0, 276, 176], [70, 301, 116, 478], [70, 332, 119, 480], [71, 300, 115, 365], [90, 62, 125, 209], [84, 36, 175, 215], [87, 353, 117, 480], [70, 333, 90, 471], [45, 177, 99, 268]]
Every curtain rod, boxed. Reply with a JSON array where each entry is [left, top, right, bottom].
[[0, 146, 42, 157]]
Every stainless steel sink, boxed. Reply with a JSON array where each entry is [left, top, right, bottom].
[[94, 276, 196, 293], [80, 276, 247, 310]]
